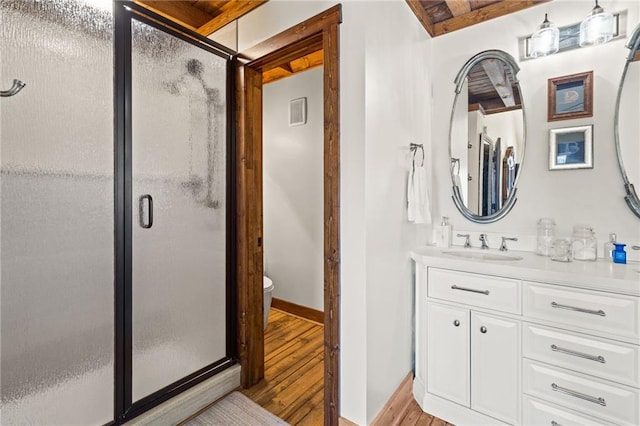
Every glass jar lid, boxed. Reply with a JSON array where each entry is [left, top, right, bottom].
[[537, 217, 556, 227], [572, 224, 594, 238]]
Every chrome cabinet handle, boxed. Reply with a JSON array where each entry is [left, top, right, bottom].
[[551, 344, 605, 363], [451, 285, 490, 295], [551, 383, 606, 406], [551, 421, 562, 426], [139, 194, 153, 229], [550, 302, 605, 317], [480, 326, 487, 334], [453, 320, 460, 327]]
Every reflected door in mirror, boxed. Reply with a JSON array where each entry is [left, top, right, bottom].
[[450, 51, 525, 223]]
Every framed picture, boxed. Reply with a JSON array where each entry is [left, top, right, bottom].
[[547, 71, 593, 121], [549, 125, 593, 170]]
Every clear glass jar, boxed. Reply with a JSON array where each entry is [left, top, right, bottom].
[[551, 238, 572, 262], [536, 218, 556, 256], [571, 225, 597, 261]]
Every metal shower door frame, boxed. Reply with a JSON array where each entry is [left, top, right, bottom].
[[113, 3, 237, 424]]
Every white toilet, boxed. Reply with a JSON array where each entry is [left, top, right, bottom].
[[263, 276, 274, 330]]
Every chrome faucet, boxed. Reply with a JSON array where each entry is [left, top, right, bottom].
[[457, 233, 472, 248], [479, 234, 489, 250], [500, 236, 518, 251]]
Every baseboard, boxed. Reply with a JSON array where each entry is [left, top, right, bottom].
[[339, 416, 360, 426], [127, 364, 241, 426], [371, 372, 414, 426], [271, 297, 324, 324]]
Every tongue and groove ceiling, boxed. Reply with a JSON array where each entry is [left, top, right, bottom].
[[405, 0, 550, 37], [134, 0, 268, 36], [135, 0, 550, 84]]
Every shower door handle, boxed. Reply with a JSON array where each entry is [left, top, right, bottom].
[[139, 194, 153, 229]]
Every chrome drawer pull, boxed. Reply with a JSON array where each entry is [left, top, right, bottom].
[[451, 285, 489, 295], [550, 302, 606, 317], [551, 344, 606, 363], [551, 383, 606, 406], [551, 422, 562, 426]]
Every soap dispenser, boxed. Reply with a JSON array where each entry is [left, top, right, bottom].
[[604, 233, 616, 262], [613, 243, 627, 264], [435, 216, 452, 248]]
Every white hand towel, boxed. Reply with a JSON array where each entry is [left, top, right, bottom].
[[407, 165, 431, 224]]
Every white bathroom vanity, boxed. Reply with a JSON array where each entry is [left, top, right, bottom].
[[411, 246, 640, 426]]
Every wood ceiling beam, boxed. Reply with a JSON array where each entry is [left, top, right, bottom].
[[290, 50, 324, 72], [445, 0, 471, 17], [405, 0, 437, 37], [481, 59, 515, 107], [134, 1, 213, 30], [262, 49, 324, 84], [196, 0, 269, 36], [192, 0, 226, 15], [432, 0, 551, 36], [279, 62, 294, 73]]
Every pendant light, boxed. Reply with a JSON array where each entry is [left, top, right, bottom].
[[530, 13, 559, 58], [579, 0, 614, 47]]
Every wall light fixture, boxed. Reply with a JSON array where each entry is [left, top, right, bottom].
[[579, 0, 615, 47], [530, 13, 560, 57]]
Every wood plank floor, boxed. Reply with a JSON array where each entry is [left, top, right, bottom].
[[242, 308, 451, 426], [396, 399, 454, 426], [241, 308, 324, 425]]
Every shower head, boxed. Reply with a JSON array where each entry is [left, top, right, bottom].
[[187, 59, 204, 78], [163, 59, 205, 95], [1, 79, 26, 97]]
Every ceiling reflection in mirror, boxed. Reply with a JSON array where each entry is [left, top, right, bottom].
[[450, 50, 525, 223], [615, 23, 640, 219]]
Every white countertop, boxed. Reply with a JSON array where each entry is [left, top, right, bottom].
[[411, 245, 640, 296]]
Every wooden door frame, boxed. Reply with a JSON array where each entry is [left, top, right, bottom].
[[235, 5, 342, 426]]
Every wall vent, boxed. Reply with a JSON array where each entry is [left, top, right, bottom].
[[289, 97, 307, 126]]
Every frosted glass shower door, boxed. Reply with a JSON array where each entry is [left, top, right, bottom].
[[130, 19, 229, 402], [1, 0, 114, 424]]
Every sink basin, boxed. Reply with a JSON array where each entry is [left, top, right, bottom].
[[442, 249, 523, 261]]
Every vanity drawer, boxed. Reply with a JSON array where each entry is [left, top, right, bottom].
[[523, 359, 640, 425], [428, 268, 520, 314], [523, 282, 640, 339], [523, 395, 611, 426], [523, 323, 640, 387]]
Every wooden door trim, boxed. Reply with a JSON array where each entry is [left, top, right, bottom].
[[236, 5, 342, 426]]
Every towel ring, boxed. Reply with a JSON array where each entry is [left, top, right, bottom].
[[410, 143, 424, 170], [1, 79, 26, 97]]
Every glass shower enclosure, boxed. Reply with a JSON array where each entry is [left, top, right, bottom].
[[1, 1, 235, 424]]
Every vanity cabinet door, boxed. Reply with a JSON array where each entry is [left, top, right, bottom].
[[471, 311, 520, 424], [427, 302, 470, 407]]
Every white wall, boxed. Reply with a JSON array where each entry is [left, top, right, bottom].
[[237, 1, 431, 424], [430, 0, 640, 252], [363, 2, 432, 420], [263, 67, 324, 311]]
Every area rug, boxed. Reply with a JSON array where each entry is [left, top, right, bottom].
[[184, 391, 290, 426]]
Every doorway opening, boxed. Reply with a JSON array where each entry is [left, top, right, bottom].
[[235, 5, 342, 425]]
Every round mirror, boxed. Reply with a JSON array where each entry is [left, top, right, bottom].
[[615, 23, 640, 219], [449, 50, 525, 223]]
